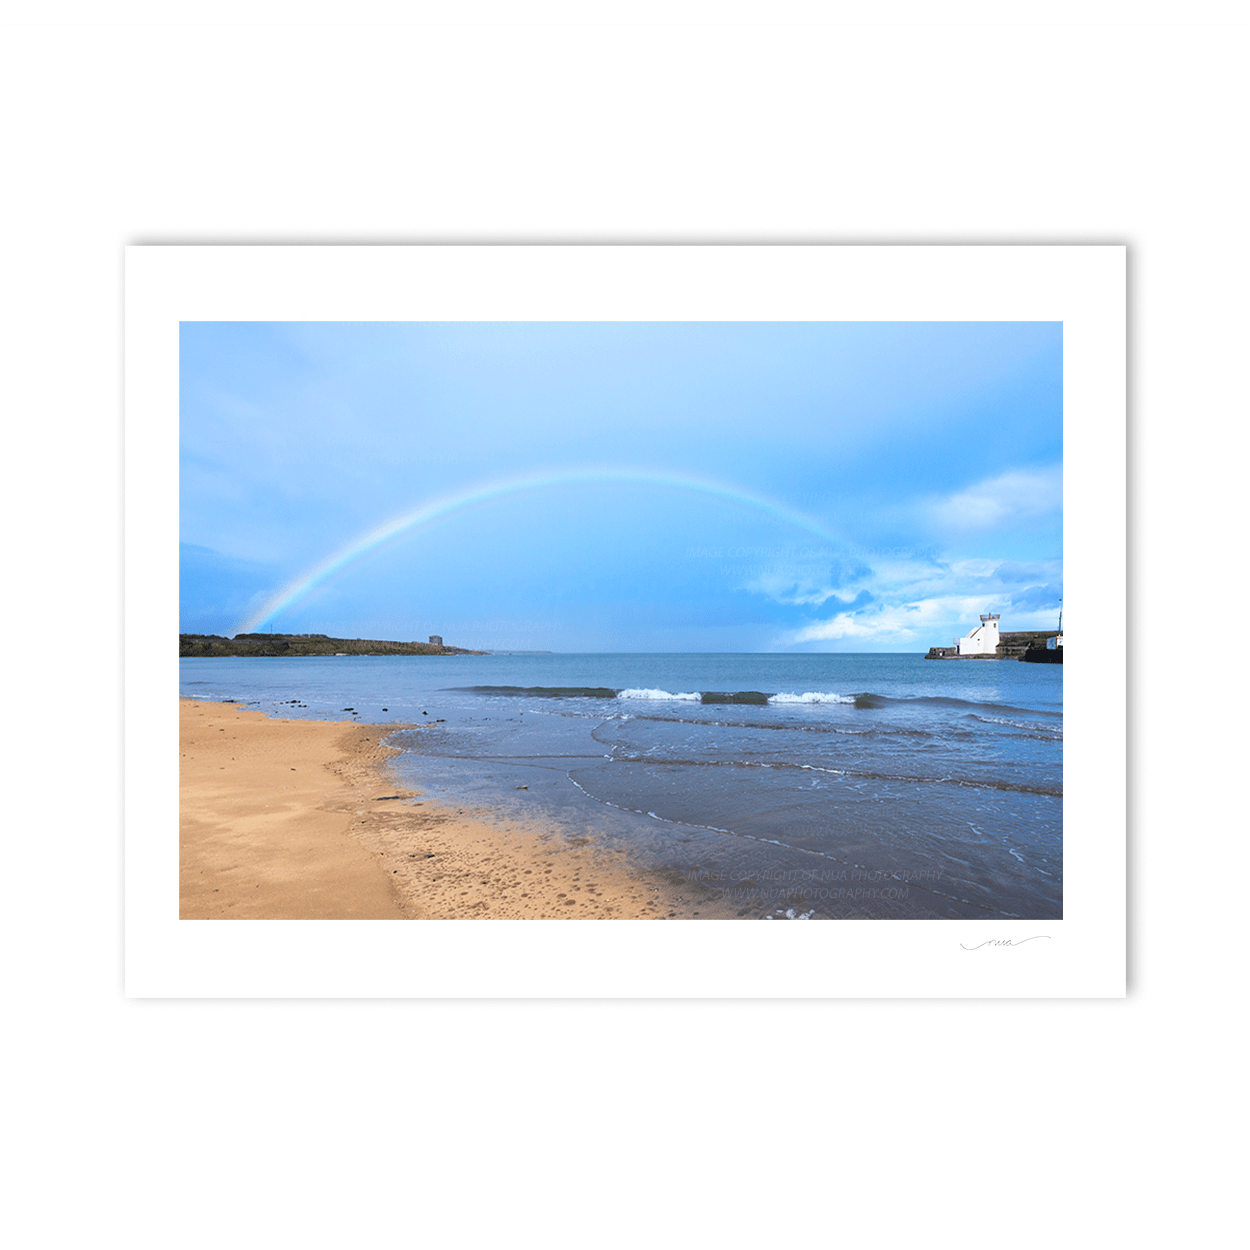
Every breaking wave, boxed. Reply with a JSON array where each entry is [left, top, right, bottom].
[[617, 688, 702, 702], [459, 685, 875, 707], [770, 690, 861, 706], [456, 685, 1057, 719]]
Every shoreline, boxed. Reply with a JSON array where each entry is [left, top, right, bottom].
[[180, 698, 710, 919]]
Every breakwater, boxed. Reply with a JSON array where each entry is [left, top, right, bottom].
[[925, 631, 1060, 660]]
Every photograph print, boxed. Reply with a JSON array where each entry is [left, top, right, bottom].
[[179, 319, 1062, 922]]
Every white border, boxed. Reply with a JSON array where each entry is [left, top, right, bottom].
[[126, 245, 1125, 998]]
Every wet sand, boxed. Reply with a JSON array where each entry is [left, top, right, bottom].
[[180, 699, 705, 919]]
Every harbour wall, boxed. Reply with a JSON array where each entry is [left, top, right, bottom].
[[925, 630, 1060, 660]]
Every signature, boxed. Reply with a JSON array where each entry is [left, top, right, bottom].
[[960, 936, 1051, 950]]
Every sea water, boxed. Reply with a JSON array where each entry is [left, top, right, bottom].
[[180, 653, 1061, 919]]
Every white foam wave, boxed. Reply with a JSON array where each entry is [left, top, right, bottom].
[[616, 688, 701, 701], [974, 713, 1043, 730], [768, 691, 856, 705]]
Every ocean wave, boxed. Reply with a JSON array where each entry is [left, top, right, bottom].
[[458, 683, 1056, 720], [768, 691, 859, 705], [459, 685, 618, 699], [598, 752, 1061, 797], [617, 688, 702, 702], [906, 694, 1062, 718], [968, 712, 1061, 734], [461, 683, 856, 706], [964, 715, 1063, 743], [590, 714, 943, 741]]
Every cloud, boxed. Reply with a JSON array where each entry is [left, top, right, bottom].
[[782, 576, 1064, 648], [929, 465, 1062, 532], [1008, 583, 1063, 612], [788, 612, 913, 644], [741, 557, 872, 608], [747, 481, 1064, 649], [787, 598, 954, 645], [993, 561, 1051, 583]]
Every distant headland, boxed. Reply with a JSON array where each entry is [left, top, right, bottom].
[[180, 633, 488, 657]]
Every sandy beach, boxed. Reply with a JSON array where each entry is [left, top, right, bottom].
[[180, 698, 708, 919]]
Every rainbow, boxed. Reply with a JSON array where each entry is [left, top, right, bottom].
[[233, 467, 847, 635]]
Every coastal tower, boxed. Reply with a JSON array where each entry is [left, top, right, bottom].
[[1047, 601, 1063, 650], [956, 612, 1001, 656]]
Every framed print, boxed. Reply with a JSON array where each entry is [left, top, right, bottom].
[[126, 244, 1125, 997]]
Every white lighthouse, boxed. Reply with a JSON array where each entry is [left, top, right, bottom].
[[956, 612, 1001, 656]]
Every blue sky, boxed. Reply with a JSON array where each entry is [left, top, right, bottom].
[[180, 321, 1062, 651]]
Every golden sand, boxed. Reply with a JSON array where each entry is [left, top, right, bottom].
[[180, 698, 720, 919]]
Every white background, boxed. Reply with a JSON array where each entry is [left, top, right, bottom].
[[5, 3, 1244, 1247]]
